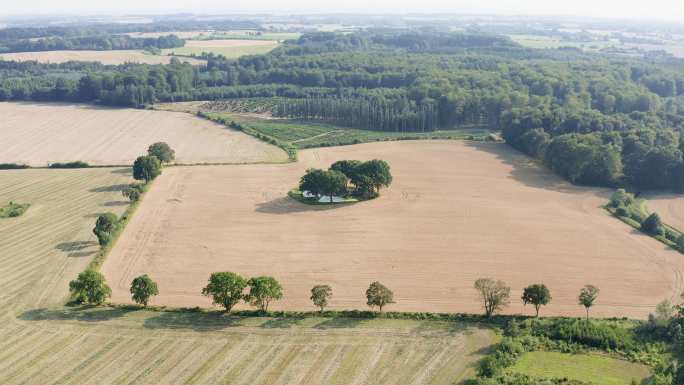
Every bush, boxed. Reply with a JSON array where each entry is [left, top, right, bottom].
[[615, 206, 628, 217], [610, 188, 633, 207], [641, 213, 664, 236], [49, 161, 89, 169]]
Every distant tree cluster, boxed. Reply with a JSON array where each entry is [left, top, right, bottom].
[[299, 159, 393, 202], [0, 34, 184, 54]]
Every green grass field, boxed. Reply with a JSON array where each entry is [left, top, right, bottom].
[[209, 112, 492, 149], [509, 351, 651, 385], [162, 44, 277, 59]]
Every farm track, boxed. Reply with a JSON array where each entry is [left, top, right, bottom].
[[0, 164, 493, 384]]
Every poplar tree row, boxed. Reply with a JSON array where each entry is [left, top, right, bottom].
[[273, 97, 440, 132]]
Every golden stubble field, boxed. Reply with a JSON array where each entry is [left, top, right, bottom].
[[0, 102, 288, 166], [0, 50, 206, 65], [103, 140, 684, 319], [0, 167, 490, 385]]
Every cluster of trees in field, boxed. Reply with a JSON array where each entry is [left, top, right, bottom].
[[299, 159, 392, 201], [0, 34, 185, 54]]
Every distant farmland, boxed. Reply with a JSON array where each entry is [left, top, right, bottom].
[[0, 102, 287, 166], [0, 50, 205, 65], [163, 39, 279, 58], [103, 140, 684, 318]]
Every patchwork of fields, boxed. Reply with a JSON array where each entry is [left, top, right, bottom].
[[0, 102, 288, 166], [0, 50, 206, 65], [102, 140, 684, 318]]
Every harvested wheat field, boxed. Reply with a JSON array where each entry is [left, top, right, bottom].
[[0, 50, 205, 65], [0, 167, 490, 385], [0, 102, 288, 166], [103, 140, 684, 319], [0, 168, 132, 311], [644, 194, 684, 231]]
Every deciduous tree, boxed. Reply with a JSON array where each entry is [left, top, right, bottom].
[[310, 285, 333, 312], [474, 278, 511, 317], [246, 276, 283, 312], [521, 283, 552, 317], [201, 272, 248, 312], [133, 155, 162, 183], [147, 142, 175, 163], [69, 270, 111, 305], [130, 274, 159, 307], [93, 213, 119, 246], [578, 284, 599, 320], [366, 281, 394, 312]]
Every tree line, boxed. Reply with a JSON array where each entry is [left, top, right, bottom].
[[0, 34, 185, 54]]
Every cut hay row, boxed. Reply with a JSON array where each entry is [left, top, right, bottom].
[[0, 102, 288, 166]]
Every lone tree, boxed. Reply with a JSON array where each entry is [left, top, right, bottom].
[[578, 284, 600, 320], [310, 285, 333, 312], [641, 213, 664, 235], [299, 168, 349, 203], [133, 155, 162, 183], [130, 274, 159, 307], [201, 272, 248, 312], [93, 213, 119, 246], [521, 283, 552, 317], [366, 281, 395, 312], [147, 142, 175, 163], [246, 276, 283, 312], [474, 278, 511, 317], [69, 270, 111, 305]]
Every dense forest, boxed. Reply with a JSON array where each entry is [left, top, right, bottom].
[[2, 30, 684, 190]]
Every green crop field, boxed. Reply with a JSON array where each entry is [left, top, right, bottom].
[[0, 166, 495, 384], [509, 351, 651, 385], [209, 112, 492, 148]]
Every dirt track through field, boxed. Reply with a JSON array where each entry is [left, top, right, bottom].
[[0, 102, 287, 166], [103, 140, 684, 318]]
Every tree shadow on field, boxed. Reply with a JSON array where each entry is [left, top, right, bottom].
[[55, 240, 97, 252], [255, 196, 353, 215], [102, 200, 129, 207], [19, 306, 130, 323], [55, 240, 98, 258], [143, 310, 243, 331], [464, 141, 610, 196], [313, 317, 365, 329], [89, 184, 129, 193]]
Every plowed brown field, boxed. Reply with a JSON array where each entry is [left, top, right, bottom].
[[0, 50, 205, 65], [103, 140, 684, 318]]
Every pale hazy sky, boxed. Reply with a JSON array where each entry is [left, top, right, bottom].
[[2, 0, 684, 22]]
